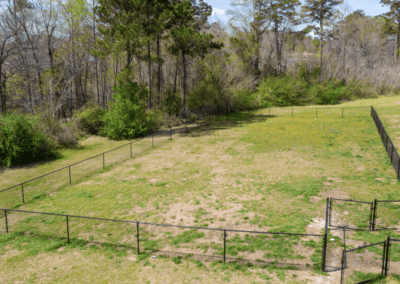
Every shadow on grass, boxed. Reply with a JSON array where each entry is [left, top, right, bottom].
[[0, 230, 320, 272]]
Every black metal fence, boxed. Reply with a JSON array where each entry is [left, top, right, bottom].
[[327, 197, 400, 233], [329, 198, 373, 231], [0, 124, 193, 210], [371, 106, 400, 181], [267, 106, 371, 118], [340, 239, 388, 284], [0, 208, 326, 270]]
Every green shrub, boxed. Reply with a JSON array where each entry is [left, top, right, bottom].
[[75, 102, 105, 135], [256, 74, 311, 107], [100, 81, 160, 140], [0, 114, 59, 167], [163, 89, 182, 116]]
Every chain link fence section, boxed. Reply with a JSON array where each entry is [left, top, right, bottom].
[[372, 200, 400, 231], [388, 238, 400, 277], [325, 227, 347, 272], [0, 124, 189, 210], [225, 230, 324, 270], [371, 106, 400, 181], [267, 106, 371, 118], [0, 208, 326, 270], [329, 198, 373, 231], [341, 241, 386, 284]]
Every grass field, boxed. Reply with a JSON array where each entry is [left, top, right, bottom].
[[1, 96, 400, 283]]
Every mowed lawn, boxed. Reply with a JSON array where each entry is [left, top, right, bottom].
[[1, 96, 400, 283]]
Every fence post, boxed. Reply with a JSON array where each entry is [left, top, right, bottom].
[[398, 157, 400, 180], [382, 240, 387, 275], [66, 216, 70, 244], [372, 199, 377, 231], [391, 143, 394, 163], [223, 230, 226, 263], [103, 153, 105, 169], [4, 210, 8, 233], [386, 135, 388, 150], [69, 166, 71, 185], [322, 197, 329, 272], [21, 184, 25, 204], [130, 142, 132, 159], [340, 250, 345, 284], [369, 202, 374, 232], [329, 198, 332, 226], [385, 236, 390, 276], [137, 222, 140, 255]]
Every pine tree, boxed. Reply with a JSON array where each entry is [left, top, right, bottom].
[[301, 0, 343, 79], [166, 0, 223, 117], [380, 0, 400, 61]]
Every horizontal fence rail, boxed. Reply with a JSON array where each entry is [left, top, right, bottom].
[[0, 123, 199, 210], [0, 208, 325, 270], [329, 197, 400, 233], [266, 106, 371, 118], [371, 106, 400, 181]]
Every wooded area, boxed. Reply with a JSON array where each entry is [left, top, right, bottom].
[[0, 0, 399, 120]]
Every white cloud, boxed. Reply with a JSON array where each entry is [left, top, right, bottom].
[[212, 8, 225, 16]]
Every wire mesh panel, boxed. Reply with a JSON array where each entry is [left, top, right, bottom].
[[6, 211, 67, 240], [71, 154, 103, 184], [0, 185, 23, 209], [104, 144, 130, 167], [326, 227, 346, 272], [269, 107, 293, 117], [330, 198, 373, 231], [225, 231, 323, 270], [372, 106, 400, 180], [374, 201, 400, 231], [341, 242, 385, 284], [138, 223, 224, 261], [342, 107, 371, 118], [23, 168, 69, 204], [388, 239, 400, 277], [315, 108, 343, 118], [68, 217, 137, 249]]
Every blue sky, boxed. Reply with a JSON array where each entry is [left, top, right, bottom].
[[206, 0, 392, 37]]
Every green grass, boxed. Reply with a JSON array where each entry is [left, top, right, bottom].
[[2, 95, 400, 283]]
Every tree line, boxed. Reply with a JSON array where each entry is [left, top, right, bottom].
[[0, 0, 399, 122]]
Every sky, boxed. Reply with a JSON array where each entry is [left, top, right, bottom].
[[206, 0, 392, 38]]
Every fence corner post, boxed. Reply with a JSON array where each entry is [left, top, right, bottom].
[[223, 230, 226, 263], [66, 216, 70, 244], [4, 210, 8, 233], [385, 236, 390, 276], [372, 199, 377, 231], [69, 166, 71, 185], [21, 184, 25, 204], [137, 222, 140, 255]]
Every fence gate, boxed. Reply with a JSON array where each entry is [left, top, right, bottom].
[[372, 200, 400, 231], [388, 238, 400, 277], [341, 241, 387, 284], [329, 198, 373, 231], [325, 226, 347, 272]]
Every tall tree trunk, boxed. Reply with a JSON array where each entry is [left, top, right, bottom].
[[103, 59, 107, 109], [157, 36, 161, 107], [173, 56, 178, 94], [274, 23, 281, 74], [319, 19, 323, 80], [182, 51, 187, 116], [148, 43, 151, 109]]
